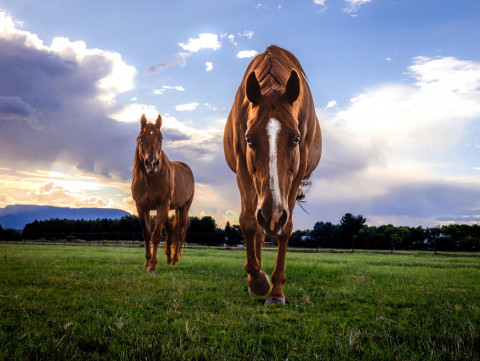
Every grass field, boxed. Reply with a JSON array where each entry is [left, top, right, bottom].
[[0, 244, 479, 360]]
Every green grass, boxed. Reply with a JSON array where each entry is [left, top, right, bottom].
[[0, 245, 479, 360]]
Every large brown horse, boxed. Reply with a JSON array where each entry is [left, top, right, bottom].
[[224, 45, 322, 305], [132, 114, 195, 270]]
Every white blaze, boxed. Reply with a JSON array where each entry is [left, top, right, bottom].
[[267, 118, 281, 209]]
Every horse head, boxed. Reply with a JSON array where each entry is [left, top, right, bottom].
[[244, 70, 301, 236], [137, 114, 164, 175]]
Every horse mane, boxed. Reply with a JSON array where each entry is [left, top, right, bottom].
[[133, 144, 143, 176]]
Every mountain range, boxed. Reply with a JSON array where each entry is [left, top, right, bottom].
[[0, 205, 131, 230]]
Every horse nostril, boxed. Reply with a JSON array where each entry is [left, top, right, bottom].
[[153, 158, 159, 167], [256, 208, 268, 231], [278, 209, 288, 229]]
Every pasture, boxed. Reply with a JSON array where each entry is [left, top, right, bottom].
[[0, 244, 479, 360]]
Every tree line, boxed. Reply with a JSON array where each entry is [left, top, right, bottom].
[[290, 213, 480, 252], [1, 213, 479, 252]]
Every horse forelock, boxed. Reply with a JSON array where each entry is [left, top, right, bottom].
[[245, 46, 305, 127], [252, 45, 306, 90]]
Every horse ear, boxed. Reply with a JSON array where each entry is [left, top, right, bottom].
[[284, 70, 300, 104], [246, 71, 262, 106], [155, 115, 162, 129], [141, 114, 147, 129]]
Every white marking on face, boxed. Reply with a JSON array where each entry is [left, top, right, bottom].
[[150, 131, 153, 135], [267, 118, 281, 209]]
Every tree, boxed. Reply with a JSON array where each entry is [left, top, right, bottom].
[[224, 221, 244, 246], [339, 213, 366, 251], [459, 236, 480, 251], [312, 221, 336, 249]]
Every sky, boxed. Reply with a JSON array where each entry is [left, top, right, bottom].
[[1, 0, 480, 230]]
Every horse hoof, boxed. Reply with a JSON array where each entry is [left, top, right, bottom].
[[248, 271, 272, 299], [264, 297, 286, 306], [147, 269, 157, 274]]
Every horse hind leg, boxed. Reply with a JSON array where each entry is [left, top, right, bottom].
[[171, 206, 190, 265], [163, 220, 174, 265]]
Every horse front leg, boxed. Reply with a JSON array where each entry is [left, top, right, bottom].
[[236, 172, 271, 298], [239, 207, 271, 300], [255, 232, 265, 267], [265, 184, 299, 305], [265, 218, 292, 305], [136, 206, 151, 269], [148, 205, 169, 273]]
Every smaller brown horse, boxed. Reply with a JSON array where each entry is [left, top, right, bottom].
[[132, 114, 195, 270]]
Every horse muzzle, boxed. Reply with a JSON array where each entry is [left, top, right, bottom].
[[144, 156, 160, 175], [256, 204, 289, 236]]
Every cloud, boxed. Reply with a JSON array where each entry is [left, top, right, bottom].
[[221, 31, 255, 45], [237, 50, 259, 59], [0, 167, 127, 210], [204, 103, 218, 111], [301, 55, 480, 227], [313, 0, 326, 5], [240, 31, 255, 40], [0, 12, 139, 179], [152, 85, 185, 95], [178, 33, 221, 53], [175, 102, 199, 112], [205, 61, 213, 72], [255, 3, 268, 10], [326, 100, 337, 109], [146, 52, 190, 73], [343, 0, 372, 14], [227, 34, 237, 46]]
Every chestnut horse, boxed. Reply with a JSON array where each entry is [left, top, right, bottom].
[[132, 114, 194, 270], [223, 45, 322, 304]]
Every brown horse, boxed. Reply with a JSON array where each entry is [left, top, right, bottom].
[[223, 45, 322, 304], [132, 114, 195, 270]]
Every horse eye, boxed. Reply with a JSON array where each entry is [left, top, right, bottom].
[[246, 135, 254, 149], [293, 134, 301, 145]]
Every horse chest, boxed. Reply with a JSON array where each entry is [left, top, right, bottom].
[[132, 179, 172, 210]]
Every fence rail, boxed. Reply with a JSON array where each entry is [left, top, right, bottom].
[[0, 231, 239, 248]]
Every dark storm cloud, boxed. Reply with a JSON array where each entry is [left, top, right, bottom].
[[0, 28, 193, 181], [0, 96, 35, 117], [162, 128, 192, 142]]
